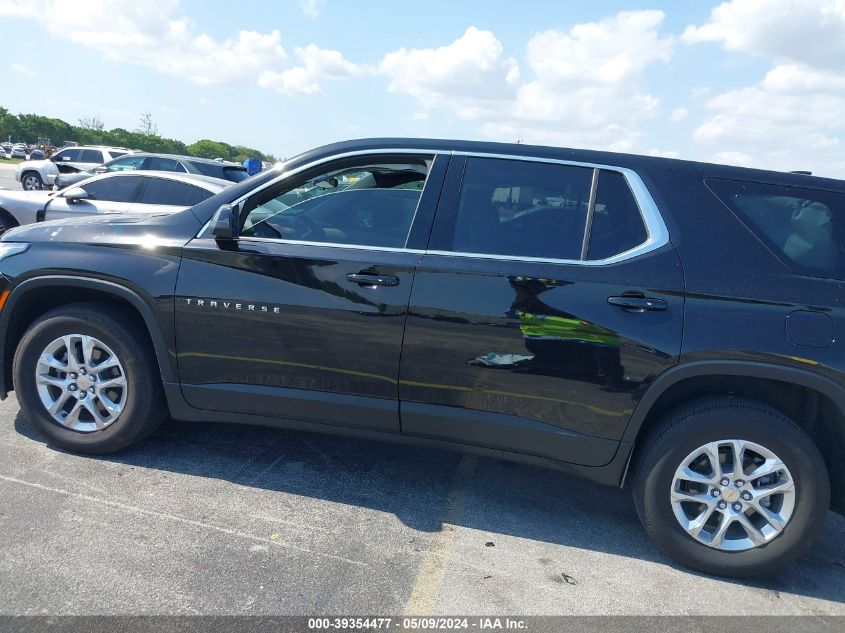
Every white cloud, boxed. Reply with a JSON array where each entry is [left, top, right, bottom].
[[682, 0, 845, 70], [648, 149, 681, 159], [3, 0, 287, 86], [380, 13, 674, 152], [671, 107, 688, 123], [686, 0, 845, 175], [9, 62, 34, 76], [710, 151, 753, 167], [258, 45, 363, 95], [259, 67, 320, 95], [381, 26, 520, 119], [299, 0, 325, 18]]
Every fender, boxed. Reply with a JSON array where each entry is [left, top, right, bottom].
[[621, 359, 845, 445], [0, 274, 176, 397]]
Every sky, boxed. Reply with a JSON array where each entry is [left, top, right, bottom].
[[1, 0, 844, 177]]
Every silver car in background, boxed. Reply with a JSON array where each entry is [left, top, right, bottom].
[[0, 171, 231, 232]]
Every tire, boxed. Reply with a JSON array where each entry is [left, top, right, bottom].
[[13, 302, 166, 454], [21, 171, 43, 191], [631, 397, 830, 577]]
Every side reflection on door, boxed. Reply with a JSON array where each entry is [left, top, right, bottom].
[[468, 275, 629, 393]]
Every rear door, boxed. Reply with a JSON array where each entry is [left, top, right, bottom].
[[129, 176, 214, 214], [399, 155, 684, 466], [174, 151, 448, 432]]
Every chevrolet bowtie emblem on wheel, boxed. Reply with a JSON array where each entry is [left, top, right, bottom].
[[181, 297, 282, 314]]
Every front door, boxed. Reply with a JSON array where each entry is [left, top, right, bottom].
[[399, 155, 685, 465], [175, 151, 447, 433]]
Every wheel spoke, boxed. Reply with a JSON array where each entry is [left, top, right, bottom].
[[735, 512, 767, 545], [750, 500, 788, 532], [36, 373, 68, 390], [83, 398, 109, 429], [747, 458, 787, 481], [671, 487, 713, 504], [38, 353, 68, 372], [96, 376, 125, 390], [63, 399, 83, 426], [710, 512, 734, 548], [48, 391, 71, 416], [726, 439, 745, 476], [62, 335, 81, 370], [81, 335, 97, 367]]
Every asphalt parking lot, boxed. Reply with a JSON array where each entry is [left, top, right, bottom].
[[0, 163, 20, 191], [0, 395, 844, 616]]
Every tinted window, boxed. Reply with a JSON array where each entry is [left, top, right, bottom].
[[147, 156, 180, 171], [107, 155, 146, 172], [587, 170, 648, 260], [223, 166, 249, 182], [138, 178, 212, 206], [241, 159, 430, 247], [452, 157, 593, 260], [55, 148, 82, 162], [81, 149, 104, 163], [110, 151, 128, 159], [708, 178, 845, 278], [78, 176, 143, 203], [192, 162, 224, 178]]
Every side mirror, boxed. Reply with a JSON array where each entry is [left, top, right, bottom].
[[64, 187, 89, 203], [212, 204, 238, 241]]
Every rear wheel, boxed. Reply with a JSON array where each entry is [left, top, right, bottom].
[[21, 171, 43, 191], [13, 302, 166, 454], [632, 397, 830, 577]]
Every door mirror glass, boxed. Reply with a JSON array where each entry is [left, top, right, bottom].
[[212, 204, 238, 240], [64, 187, 89, 203]]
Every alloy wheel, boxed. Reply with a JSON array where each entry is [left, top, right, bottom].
[[34, 333, 128, 432], [670, 439, 796, 551]]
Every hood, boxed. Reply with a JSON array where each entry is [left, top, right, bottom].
[[1, 208, 203, 247], [16, 159, 51, 170]]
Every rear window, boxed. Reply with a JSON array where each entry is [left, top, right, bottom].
[[223, 166, 250, 182], [139, 178, 213, 207], [707, 178, 845, 279]]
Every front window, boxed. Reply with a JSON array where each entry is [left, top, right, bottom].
[[73, 176, 143, 203], [240, 156, 432, 248], [106, 155, 146, 172]]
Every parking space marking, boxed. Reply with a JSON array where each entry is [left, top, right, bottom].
[[403, 455, 477, 616], [0, 473, 370, 568]]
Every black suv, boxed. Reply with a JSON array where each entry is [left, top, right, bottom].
[[0, 138, 841, 577]]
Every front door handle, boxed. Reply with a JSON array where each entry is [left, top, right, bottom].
[[346, 273, 400, 287], [608, 296, 668, 312]]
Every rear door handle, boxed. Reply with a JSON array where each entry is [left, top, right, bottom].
[[346, 273, 400, 287], [608, 296, 668, 312]]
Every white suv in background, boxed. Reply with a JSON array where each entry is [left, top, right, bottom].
[[15, 145, 133, 190]]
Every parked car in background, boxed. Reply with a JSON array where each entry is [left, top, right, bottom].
[[15, 145, 133, 191], [54, 152, 250, 189], [29, 149, 45, 161], [0, 171, 230, 231], [10, 144, 27, 159]]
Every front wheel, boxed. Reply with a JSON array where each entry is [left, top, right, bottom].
[[632, 397, 830, 577], [21, 171, 43, 191], [13, 302, 166, 454]]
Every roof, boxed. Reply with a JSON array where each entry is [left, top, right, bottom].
[[113, 152, 244, 167], [290, 137, 845, 190], [84, 170, 231, 192]]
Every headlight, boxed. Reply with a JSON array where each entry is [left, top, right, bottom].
[[0, 243, 29, 261]]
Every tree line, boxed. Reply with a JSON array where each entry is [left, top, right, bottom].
[[0, 107, 278, 163]]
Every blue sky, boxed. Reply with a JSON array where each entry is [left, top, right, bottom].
[[1, 0, 844, 176]]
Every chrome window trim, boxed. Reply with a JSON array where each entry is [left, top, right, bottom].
[[195, 147, 671, 267]]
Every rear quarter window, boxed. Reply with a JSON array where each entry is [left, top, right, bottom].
[[707, 178, 845, 279]]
